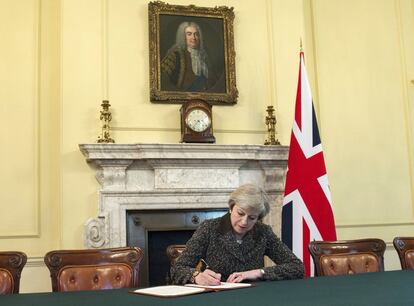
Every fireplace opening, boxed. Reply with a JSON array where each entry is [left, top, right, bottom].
[[148, 230, 194, 286], [127, 209, 227, 287]]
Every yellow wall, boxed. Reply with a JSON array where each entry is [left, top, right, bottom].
[[0, 0, 61, 292], [0, 0, 413, 292], [308, 0, 414, 269]]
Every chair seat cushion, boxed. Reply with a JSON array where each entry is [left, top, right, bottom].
[[0, 269, 13, 294], [320, 253, 380, 276], [58, 263, 133, 291]]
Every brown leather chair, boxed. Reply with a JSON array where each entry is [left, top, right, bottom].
[[0, 251, 27, 294], [308, 238, 386, 276], [44, 247, 143, 292], [393, 237, 414, 270], [165, 244, 187, 284], [166, 244, 186, 267]]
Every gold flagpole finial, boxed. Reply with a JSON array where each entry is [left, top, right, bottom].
[[300, 38, 303, 52]]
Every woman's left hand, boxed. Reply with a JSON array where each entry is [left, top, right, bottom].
[[226, 269, 262, 283]]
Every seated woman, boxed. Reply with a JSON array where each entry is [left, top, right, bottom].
[[170, 184, 305, 285]]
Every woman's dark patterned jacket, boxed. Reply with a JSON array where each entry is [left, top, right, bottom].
[[170, 213, 305, 284]]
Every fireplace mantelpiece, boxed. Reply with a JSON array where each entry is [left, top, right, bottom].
[[79, 143, 289, 248]]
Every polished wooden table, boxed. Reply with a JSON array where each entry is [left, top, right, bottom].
[[1, 270, 413, 306]]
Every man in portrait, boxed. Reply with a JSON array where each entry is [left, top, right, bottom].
[[161, 21, 223, 93]]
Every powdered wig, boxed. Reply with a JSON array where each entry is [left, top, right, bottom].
[[175, 21, 205, 51], [228, 184, 271, 220]]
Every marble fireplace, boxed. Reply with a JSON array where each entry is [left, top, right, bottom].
[[79, 143, 289, 285]]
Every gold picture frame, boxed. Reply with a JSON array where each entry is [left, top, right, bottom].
[[148, 1, 238, 105]]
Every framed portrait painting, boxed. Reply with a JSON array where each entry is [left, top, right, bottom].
[[148, 1, 238, 105]]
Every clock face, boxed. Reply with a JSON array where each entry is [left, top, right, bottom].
[[185, 109, 211, 132]]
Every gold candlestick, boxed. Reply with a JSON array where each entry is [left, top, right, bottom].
[[97, 100, 115, 143], [264, 105, 280, 145]]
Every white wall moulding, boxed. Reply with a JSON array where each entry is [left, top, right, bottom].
[[79, 143, 289, 248]]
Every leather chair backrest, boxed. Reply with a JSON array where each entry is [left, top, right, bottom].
[[0, 251, 27, 294], [405, 251, 414, 269], [58, 264, 133, 291], [393, 237, 414, 270], [0, 269, 13, 294], [44, 247, 143, 292], [166, 245, 186, 267], [320, 253, 380, 275], [165, 245, 186, 284], [309, 239, 386, 277]]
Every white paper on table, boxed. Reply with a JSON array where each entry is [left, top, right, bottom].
[[132, 285, 206, 297], [185, 282, 252, 290]]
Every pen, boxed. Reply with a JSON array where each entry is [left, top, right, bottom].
[[200, 258, 210, 270]]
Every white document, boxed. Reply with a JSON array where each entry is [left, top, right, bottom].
[[185, 282, 252, 290], [132, 285, 206, 297]]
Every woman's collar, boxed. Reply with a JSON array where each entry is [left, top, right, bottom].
[[217, 212, 233, 235], [217, 212, 261, 240]]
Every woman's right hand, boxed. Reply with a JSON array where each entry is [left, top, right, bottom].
[[194, 269, 221, 285]]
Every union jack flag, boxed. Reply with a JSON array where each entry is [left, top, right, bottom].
[[282, 51, 337, 277]]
